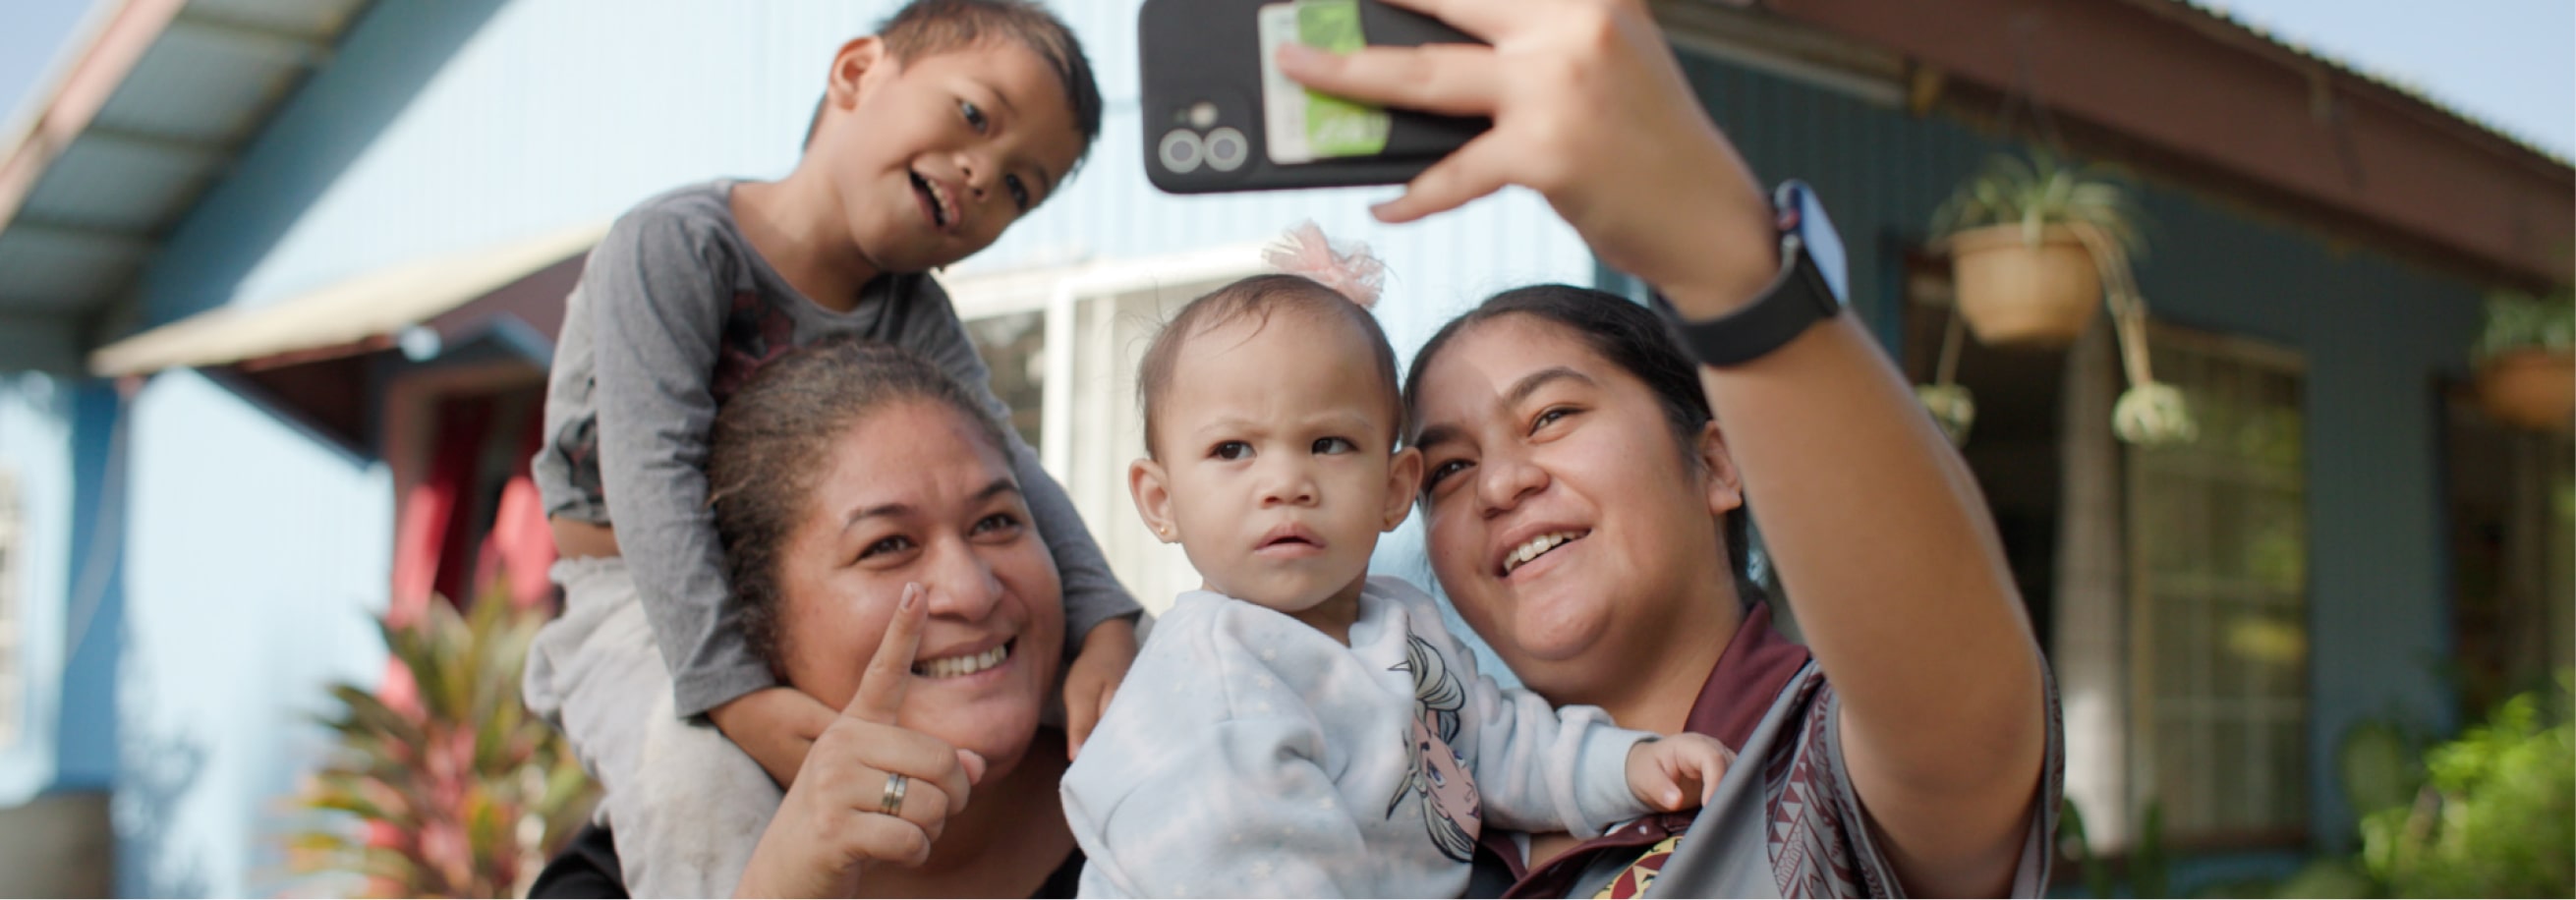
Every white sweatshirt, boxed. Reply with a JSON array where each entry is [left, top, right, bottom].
[[1060, 576, 1653, 898]]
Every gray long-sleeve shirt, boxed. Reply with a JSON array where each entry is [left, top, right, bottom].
[[534, 180, 1138, 718]]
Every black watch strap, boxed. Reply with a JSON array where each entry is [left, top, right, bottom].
[[1650, 233, 1841, 367]]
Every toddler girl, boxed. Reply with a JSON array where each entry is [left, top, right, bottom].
[[1059, 226, 1732, 897]]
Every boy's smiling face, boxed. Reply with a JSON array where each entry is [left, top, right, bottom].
[[819, 37, 1085, 274]]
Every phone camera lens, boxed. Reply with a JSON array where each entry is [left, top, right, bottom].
[[1204, 128, 1248, 172], [1158, 129, 1205, 174]]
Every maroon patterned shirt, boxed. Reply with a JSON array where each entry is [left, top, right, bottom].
[[1472, 603, 2064, 898]]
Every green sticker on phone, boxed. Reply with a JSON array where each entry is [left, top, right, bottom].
[[1259, 0, 1391, 164]]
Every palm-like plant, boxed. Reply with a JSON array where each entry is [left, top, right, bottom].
[[1930, 150, 2147, 256], [286, 586, 597, 898], [2474, 288, 2575, 361]]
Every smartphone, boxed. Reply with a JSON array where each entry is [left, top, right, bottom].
[[1137, 0, 1490, 194]]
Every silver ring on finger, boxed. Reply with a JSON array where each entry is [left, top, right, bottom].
[[878, 772, 909, 816]]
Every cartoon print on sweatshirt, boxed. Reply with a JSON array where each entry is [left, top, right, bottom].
[[1386, 634, 1482, 862]]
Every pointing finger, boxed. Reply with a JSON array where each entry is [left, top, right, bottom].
[[846, 584, 927, 724]]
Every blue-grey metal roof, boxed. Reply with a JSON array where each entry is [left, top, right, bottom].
[[0, 0, 372, 325]]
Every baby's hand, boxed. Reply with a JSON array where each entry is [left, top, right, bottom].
[[1625, 733, 1736, 812], [1061, 617, 1139, 759]]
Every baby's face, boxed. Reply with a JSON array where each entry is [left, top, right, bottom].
[[1144, 310, 1415, 615]]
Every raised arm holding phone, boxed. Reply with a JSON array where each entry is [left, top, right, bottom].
[[1271, 0, 2059, 894]]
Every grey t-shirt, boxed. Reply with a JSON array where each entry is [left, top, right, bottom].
[[534, 180, 1138, 717]]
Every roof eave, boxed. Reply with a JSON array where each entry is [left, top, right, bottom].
[[1761, 0, 2576, 287], [0, 0, 190, 234]]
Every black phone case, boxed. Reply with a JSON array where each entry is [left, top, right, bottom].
[[1137, 0, 1490, 194]]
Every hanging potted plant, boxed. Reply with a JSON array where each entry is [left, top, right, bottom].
[[2473, 288, 2575, 431], [1916, 297, 1977, 447], [1925, 150, 2192, 446], [1930, 152, 2147, 348]]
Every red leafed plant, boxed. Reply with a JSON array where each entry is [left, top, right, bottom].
[[285, 586, 597, 898]]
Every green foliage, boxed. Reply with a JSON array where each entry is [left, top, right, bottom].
[[2055, 797, 2167, 899], [2062, 680, 2572, 899], [1913, 383, 1975, 446], [2056, 797, 2116, 899], [1929, 150, 2147, 254], [286, 587, 598, 898], [2475, 288, 2576, 360], [2357, 673, 2574, 898], [2265, 857, 2379, 898], [2338, 719, 2423, 821]]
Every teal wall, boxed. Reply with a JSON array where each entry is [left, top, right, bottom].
[[1669, 51, 2483, 849]]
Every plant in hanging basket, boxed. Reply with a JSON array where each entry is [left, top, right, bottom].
[[2472, 288, 2575, 431], [1930, 152, 2147, 348], [1915, 383, 1976, 446], [2113, 382, 2197, 447]]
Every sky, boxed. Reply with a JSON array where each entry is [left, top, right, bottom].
[[0, 0, 2570, 156], [2195, 0, 2574, 158], [0, 0, 98, 140]]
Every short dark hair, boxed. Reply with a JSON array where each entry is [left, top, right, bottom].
[[1136, 274, 1402, 459], [803, 0, 1106, 162], [1402, 285, 1762, 606], [707, 339, 1014, 673]]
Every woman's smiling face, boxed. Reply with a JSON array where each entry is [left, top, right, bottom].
[[1407, 314, 1740, 700], [773, 398, 1064, 775]]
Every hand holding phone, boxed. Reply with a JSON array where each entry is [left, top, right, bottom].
[[1137, 0, 1490, 194], [1267, 0, 1783, 312]]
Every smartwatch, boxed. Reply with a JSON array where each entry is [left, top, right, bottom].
[[1649, 181, 1850, 367]]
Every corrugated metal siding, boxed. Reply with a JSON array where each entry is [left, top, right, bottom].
[[20, 133, 219, 235], [115, 370, 390, 897]]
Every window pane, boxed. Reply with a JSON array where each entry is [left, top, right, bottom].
[[964, 310, 1047, 451], [2130, 328, 2309, 841]]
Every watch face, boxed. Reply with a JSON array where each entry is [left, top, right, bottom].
[[1772, 181, 1847, 304]]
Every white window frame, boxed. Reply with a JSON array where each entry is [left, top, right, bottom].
[[2126, 323, 2310, 844]]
